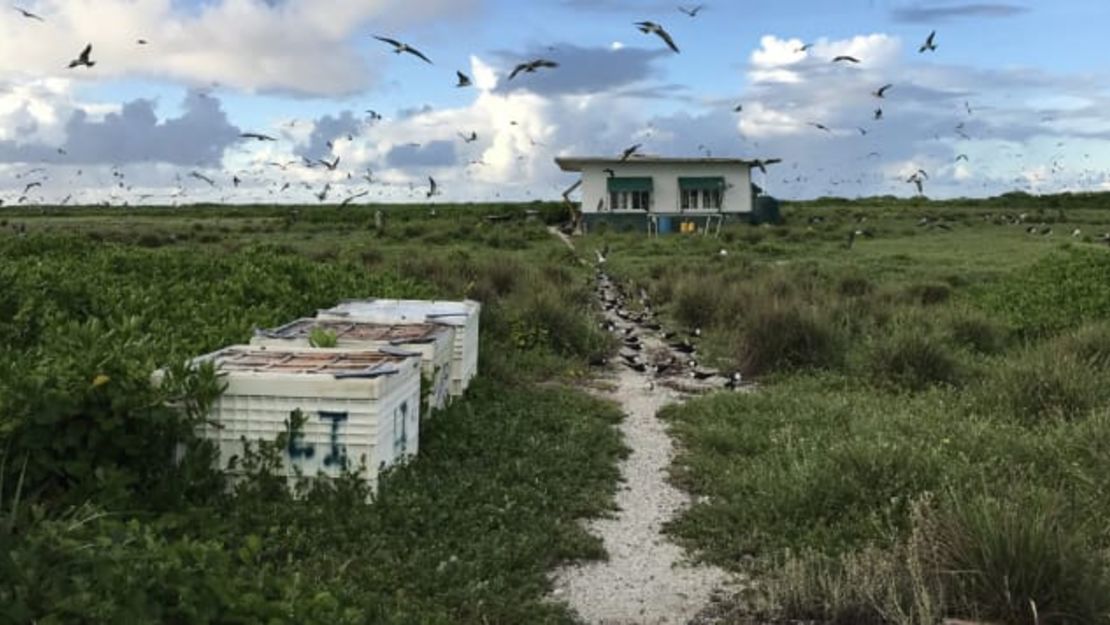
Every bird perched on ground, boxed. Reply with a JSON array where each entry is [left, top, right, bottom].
[[620, 144, 642, 162], [919, 30, 937, 53], [508, 59, 558, 80], [832, 55, 860, 63], [752, 158, 782, 174], [426, 177, 438, 198], [872, 84, 892, 98], [239, 132, 276, 141], [458, 131, 478, 143], [635, 21, 680, 53], [318, 156, 340, 171], [678, 4, 704, 17], [455, 70, 472, 87], [373, 36, 432, 64], [14, 6, 43, 20], [68, 44, 95, 69]]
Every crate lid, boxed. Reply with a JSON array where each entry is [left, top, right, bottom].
[[321, 298, 480, 324], [255, 318, 451, 345], [200, 346, 414, 379]]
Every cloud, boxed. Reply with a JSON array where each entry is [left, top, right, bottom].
[[386, 140, 457, 168], [296, 110, 364, 160], [891, 2, 1030, 23], [0, 89, 239, 166], [493, 44, 669, 96], [0, 0, 477, 96]]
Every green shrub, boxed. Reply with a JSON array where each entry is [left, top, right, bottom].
[[1052, 322, 1110, 369], [934, 494, 1110, 625], [905, 282, 951, 306], [733, 302, 844, 376], [977, 350, 1105, 423], [867, 331, 964, 391], [947, 311, 1009, 355], [308, 327, 338, 348]]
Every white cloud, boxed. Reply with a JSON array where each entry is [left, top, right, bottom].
[[0, 0, 475, 96]]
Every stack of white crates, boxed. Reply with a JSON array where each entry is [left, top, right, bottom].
[[250, 318, 456, 412], [318, 299, 481, 396], [156, 346, 422, 491]]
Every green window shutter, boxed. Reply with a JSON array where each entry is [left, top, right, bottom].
[[679, 176, 725, 191], [607, 177, 654, 192]]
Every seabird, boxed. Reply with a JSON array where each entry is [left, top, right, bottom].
[[752, 158, 782, 174], [239, 132, 276, 141], [872, 84, 892, 98], [426, 176, 438, 198], [508, 59, 559, 80], [678, 5, 705, 17], [455, 70, 472, 87], [635, 21, 680, 53], [919, 30, 937, 53], [832, 55, 860, 64], [14, 6, 43, 21], [373, 36, 433, 64], [318, 156, 340, 171], [619, 143, 642, 162], [67, 44, 95, 69]]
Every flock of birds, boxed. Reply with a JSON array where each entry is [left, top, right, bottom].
[[594, 257, 742, 391], [2, 4, 1106, 206]]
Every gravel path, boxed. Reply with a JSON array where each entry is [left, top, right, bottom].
[[549, 270, 735, 625]]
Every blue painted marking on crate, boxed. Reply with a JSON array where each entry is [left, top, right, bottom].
[[319, 411, 349, 469]]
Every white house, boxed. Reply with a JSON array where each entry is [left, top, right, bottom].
[[555, 155, 768, 233]]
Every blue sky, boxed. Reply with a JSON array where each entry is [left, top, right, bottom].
[[0, 0, 1107, 204]]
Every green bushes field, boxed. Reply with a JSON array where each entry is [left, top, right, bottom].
[[0, 208, 623, 624]]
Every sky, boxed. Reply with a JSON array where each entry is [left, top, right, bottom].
[[0, 0, 1108, 205]]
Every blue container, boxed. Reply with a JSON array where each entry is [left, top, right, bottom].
[[657, 216, 673, 234]]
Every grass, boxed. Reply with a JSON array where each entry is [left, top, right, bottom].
[[590, 198, 1110, 624], [0, 204, 624, 623]]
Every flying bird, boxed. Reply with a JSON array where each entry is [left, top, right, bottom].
[[455, 70, 472, 87], [508, 59, 558, 80], [239, 132, 276, 141], [751, 158, 782, 174], [189, 171, 215, 186], [872, 84, 892, 98], [809, 122, 831, 132], [340, 190, 369, 206], [315, 183, 331, 202], [733, 103, 743, 113], [635, 21, 680, 53], [67, 44, 95, 69], [365, 110, 383, 121], [795, 43, 813, 52], [137, 39, 148, 45], [955, 154, 969, 162], [919, 30, 937, 53], [678, 4, 704, 17], [832, 55, 860, 64], [458, 131, 478, 143], [373, 36, 433, 64], [619, 143, 642, 161], [318, 156, 340, 171], [14, 6, 43, 20], [22, 181, 41, 194], [426, 176, 438, 198], [874, 108, 884, 120]]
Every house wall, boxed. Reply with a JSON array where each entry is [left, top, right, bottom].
[[579, 162, 752, 214]]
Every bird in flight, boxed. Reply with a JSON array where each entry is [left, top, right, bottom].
[[752, 158, 782, 174], [137, 39, 149, 45], [955, 154, 969, 162], [919, 30, 937, 53], [458, 131, 478, 143], [620, 144, 642, 161], [733, 103, 743, 113], [22, 181, 41, 194], [315, 183, 331, 202], [340, 190, 369, 206], [319, 156, 341, 171], [426, 176, 438, 198], [874, 108, 883, 120], [795, 43, 813, 53], [68, 44, 95, 69], [809, 122, 831, 132], [635, 21, 680, 53], [871, 84, 892, 98], [832, 55, 860, 64], [508, 59, 559, 80], [373, 36, 432, 64], [455, 71, 472, 87], [14, 6, 43, 20], [678, 5, 705, 17], [189, 171, 215, 186], [239, 132, 276, 141]]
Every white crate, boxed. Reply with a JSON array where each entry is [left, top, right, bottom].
[[155, 346, 422, 492], [249, 318, 455, 413], [318, 299, 481, 396]]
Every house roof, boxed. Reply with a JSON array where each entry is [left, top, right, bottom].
[[555, 155, 758, 172]]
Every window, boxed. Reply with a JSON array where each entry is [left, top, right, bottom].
[[609, 190, 651, 211], [702, 189, 722, 209], [679, 177, 725, 211], [681, 189, 700, 210]]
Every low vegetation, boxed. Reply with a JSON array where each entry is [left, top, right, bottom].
[[588, 199, 1110, 624], [0, 206, 623, 623]]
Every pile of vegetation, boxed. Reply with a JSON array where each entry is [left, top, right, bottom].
[[0, 210, 622, 624]]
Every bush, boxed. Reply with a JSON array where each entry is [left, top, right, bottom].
[[904, 282, 951, 306], [977, 349, 1105, 423], [673, 277, 723, 331], [947, 312, 1009, 355], [867, 331, 964, 391], [733, 301, 845, 376], [1052, 322, 1110, 369], [934, 494, 1110, 625]]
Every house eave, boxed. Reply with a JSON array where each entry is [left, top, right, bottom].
[[555, 156, 760, 172]]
